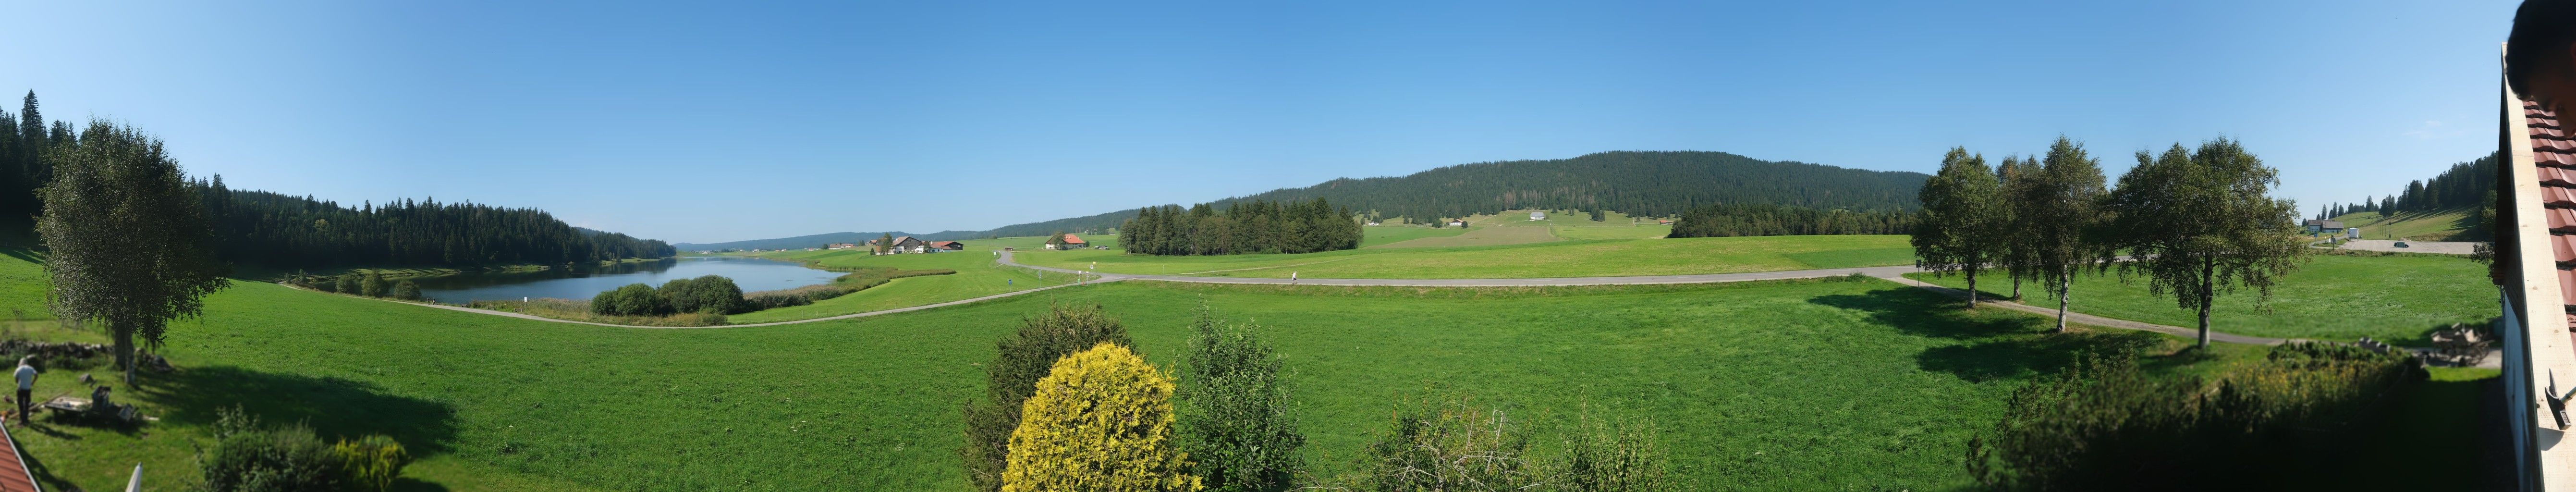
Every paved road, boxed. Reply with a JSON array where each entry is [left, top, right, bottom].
[[2337, 239, 2479, 255]]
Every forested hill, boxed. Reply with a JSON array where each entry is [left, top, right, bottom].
[[673, 232, 918, 252], [198, 181, 677, 270], [940, 150, 1929, 237]]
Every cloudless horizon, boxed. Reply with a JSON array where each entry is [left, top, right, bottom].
[[8, 1, 2518, 244]]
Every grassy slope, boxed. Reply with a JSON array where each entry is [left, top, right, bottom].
[[727, 247, 1080, 323], [1903, 253, 2496, 344], [2329, 208, 2476, 241], [1356, 226, 1468, 248], [1015, 234, 1918, 279], [0, 250, 2485, 490], [1371, 225, 1561, 248], [1554, 224, 1671, 240]]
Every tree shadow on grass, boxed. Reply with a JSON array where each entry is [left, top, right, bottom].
[[1810, 287, 2165, 382], [133, 365, 458, 455]]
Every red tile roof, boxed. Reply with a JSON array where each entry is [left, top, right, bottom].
[[2528, 101, 2576, 326], [1061, 234, 1087, 245]]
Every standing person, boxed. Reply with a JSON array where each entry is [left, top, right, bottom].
[[13, 357, 34, 425], [1290, 271, 1297, 283]]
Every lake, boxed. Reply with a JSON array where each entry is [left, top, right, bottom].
[[410, 257, 841, 304]]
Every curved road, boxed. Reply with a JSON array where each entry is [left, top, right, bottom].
[[350, 250, 2330, 353]]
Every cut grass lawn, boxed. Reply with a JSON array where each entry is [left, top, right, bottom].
[[1552, 224, 1671, 240], [1015, 234, 1919, 279], [726, 247, 1082, 323], [1357, 226, 1468, 248], [1371, 224, 1561, 248], [2329, 208, 2477, 241], [0, 249, 2485, 491], [1903, 252, 2496, 345]]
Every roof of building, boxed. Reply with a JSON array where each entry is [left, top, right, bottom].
[[928, 241, 962, 247], [891, 236, 919, 245], [1061, 234, 1087, 244]]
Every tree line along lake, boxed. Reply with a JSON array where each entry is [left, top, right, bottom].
[[406, 256, 840, 304]]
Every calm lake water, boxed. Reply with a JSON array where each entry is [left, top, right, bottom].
[[410, 257, 840, 304]]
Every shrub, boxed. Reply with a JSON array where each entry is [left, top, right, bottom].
[[1179, 304, 1304, 492], [1964, 346, 2426, 491], [1353, 395, 1542, 491], [333, 435, 410, 492], [963, 303, 1135, 492], [201, 420, 343, 492], [1001, 343, 1199, 492], [389, 281, 422, 301], [332, 275, 357, 295], [589, 283, 672, 316], [659, 274, 744, 314], [358, 272, 388, 297], [1556, 415, 1672, 492], [201, 406, 413, 492]]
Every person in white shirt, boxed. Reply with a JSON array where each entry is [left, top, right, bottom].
[[13, 357, 35, 425]]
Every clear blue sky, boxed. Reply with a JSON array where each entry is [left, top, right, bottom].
[[7, 1, 2518, 244]]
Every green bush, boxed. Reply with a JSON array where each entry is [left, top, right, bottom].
[[389, 281, 422, 301], [1964, 346, 2427, 491], [333, 434, 409, 492], [658, 275, 744, 314], [963, 303, 1135, 492], [1180, 304, 1304, 492], [589, 283, 672, 316], [200, 415, 342, 492], [200, 406, 412, 492], [1556, 415, 1672, 492], [332, 275, 357, 295], [1352, 395, 1542, 491], [358, 272, 387, 297]]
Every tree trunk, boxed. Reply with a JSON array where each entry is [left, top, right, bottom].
[[2053, 272, 2070, 333], [1965, 268, 1979, 308], [114, 324, 135, 384], [2012, 278, 2021, 300], [2197, 259, 2216, 348]]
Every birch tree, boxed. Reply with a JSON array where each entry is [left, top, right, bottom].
[[1912, 147, 2007, 307], [2106, 139, 2308, 348], [38, 121, 230, 383]]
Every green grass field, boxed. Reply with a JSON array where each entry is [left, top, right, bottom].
[[1903, 253, 2497, 344], [2329, 208, 2477, 241], [1371, 224, 1562, 248], [1015, 234, 1918, 279], [1552, 224, 1671, 240], [1356, 226, 1469, 247], [0, 247, 2491, 490], [727, 247, 1082, 323]]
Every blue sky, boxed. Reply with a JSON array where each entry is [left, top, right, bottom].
[[7, 1, 2518, 244]]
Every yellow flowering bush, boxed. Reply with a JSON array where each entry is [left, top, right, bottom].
[[1002, 343, 1201, 492]]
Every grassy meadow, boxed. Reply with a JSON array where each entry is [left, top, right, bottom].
[[1903, 252, 2496, 344], [1355, 226, 1468, 247], [1013, 234, 1918, 279], [2329, 208, 2477, 241], [0, 246, 2495, 491], [729, 247, 1085, 323]]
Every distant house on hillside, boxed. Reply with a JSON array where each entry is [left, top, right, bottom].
[[929, 241, 964, 251], [1658, 219, 1673, 225], [2301, 219, 2346, 233], [1530, 211, 1545, 221], [1449, 220, 1466, 227], [1046, 234, 1089, 250], [828, 243, 857, 249], [890, 236, 927, 253]]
